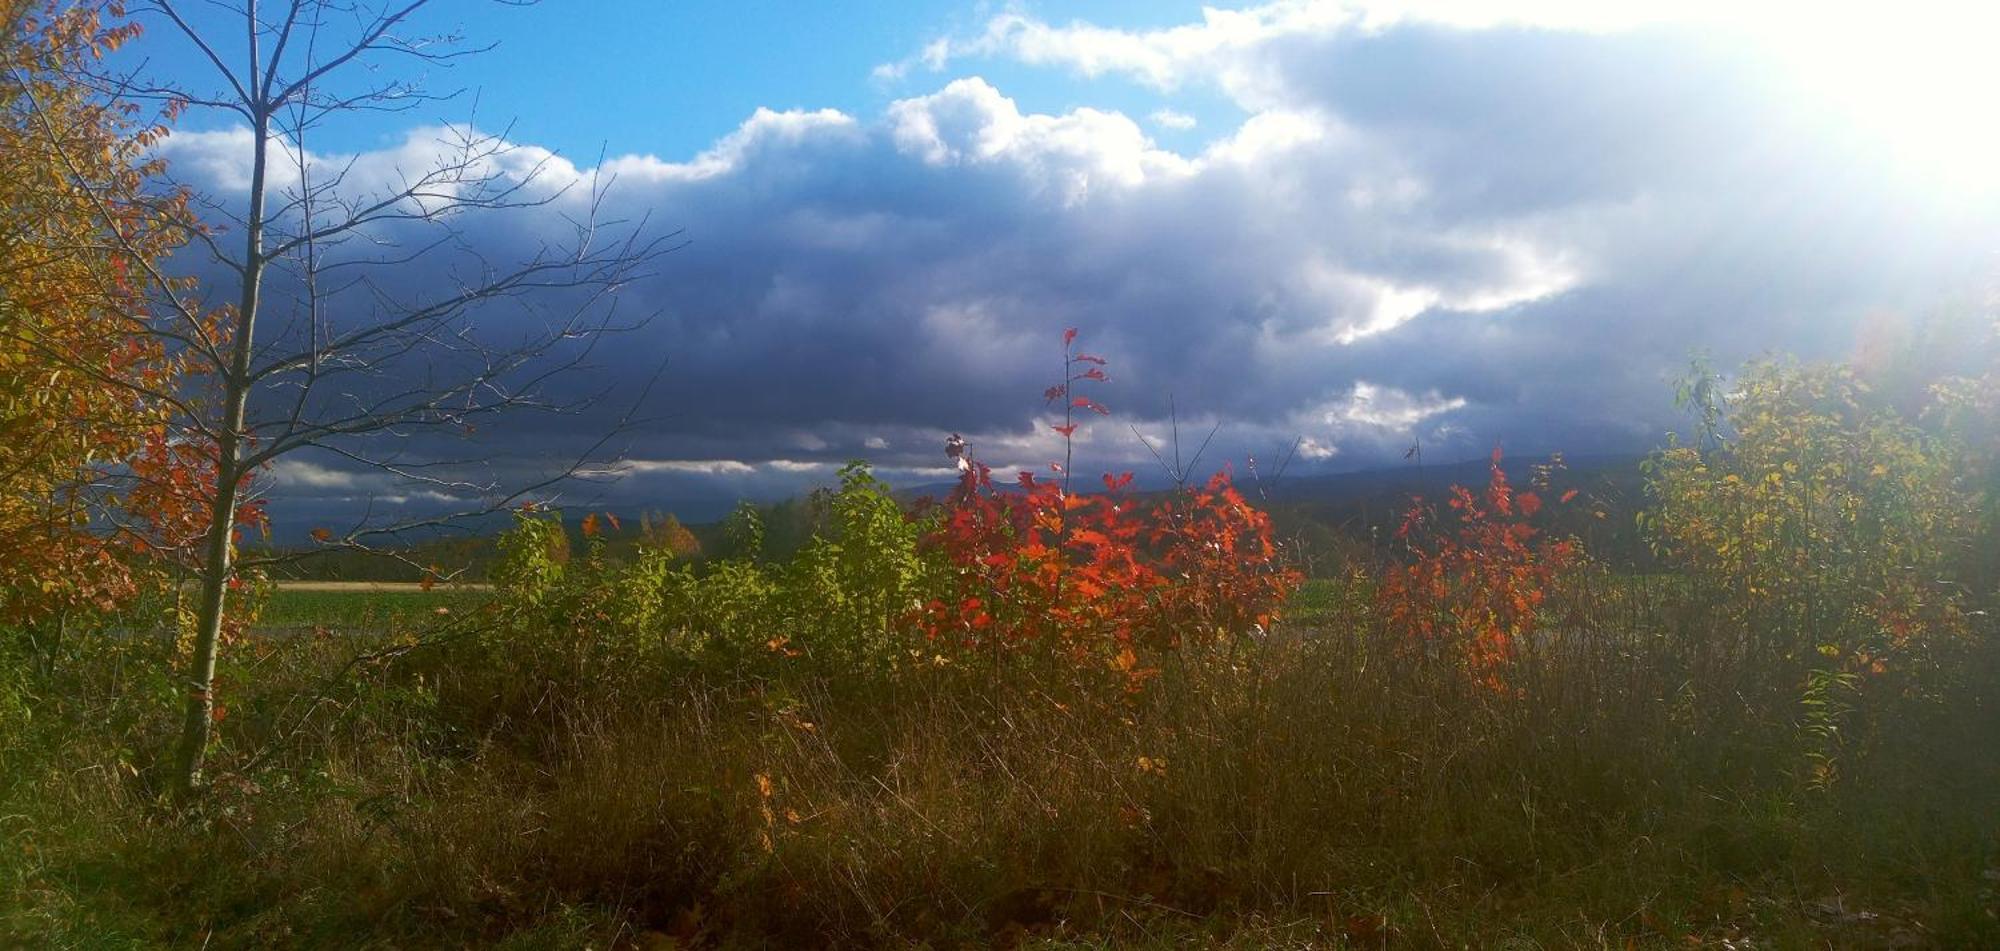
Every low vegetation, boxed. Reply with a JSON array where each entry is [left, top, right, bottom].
[[6, 329, 2000, 948]]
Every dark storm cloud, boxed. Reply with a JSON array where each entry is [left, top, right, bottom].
[[155, 11, 1999, 531]]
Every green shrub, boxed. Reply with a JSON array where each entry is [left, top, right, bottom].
[[1642, 358, 1990, 784]]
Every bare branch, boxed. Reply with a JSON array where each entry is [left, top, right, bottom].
[[149, 1, 254, 107]]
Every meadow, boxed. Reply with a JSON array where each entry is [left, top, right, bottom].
[[257, 586, 495, 632], [5, 352, 1999, 948]]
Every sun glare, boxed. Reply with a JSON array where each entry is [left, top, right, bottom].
[[1756, 5, 2000, 196]]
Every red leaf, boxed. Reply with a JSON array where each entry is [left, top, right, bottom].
[[1052, 423, 1078, 437], [1063, 328, 1078, 346]]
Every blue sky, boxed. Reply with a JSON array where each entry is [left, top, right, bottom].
[[129, 1, 1999, 529], [146, 1, 1237, 159]]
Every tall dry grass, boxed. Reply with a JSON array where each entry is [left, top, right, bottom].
[[10, 564, 1991, 947]]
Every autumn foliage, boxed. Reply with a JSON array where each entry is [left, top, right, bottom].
[[1379, 448, 1580, 689], [0, 1, 204, 630], [639, 510, 703, 559], [1641, 360, 1982, 676], [917, 331, 1298, 686]]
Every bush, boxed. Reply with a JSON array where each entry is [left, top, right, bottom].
[[917, 330, 1299, 689], [1378, 447, 1583, 691], [1642, 357, 1992, 785]]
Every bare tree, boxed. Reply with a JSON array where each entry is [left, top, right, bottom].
[[81, 0, 676, 797]]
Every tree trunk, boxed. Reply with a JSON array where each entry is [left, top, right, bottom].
[[172, 96, 268, 800]]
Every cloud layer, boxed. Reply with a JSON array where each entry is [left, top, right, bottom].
[[156, 1, 1999, 530]]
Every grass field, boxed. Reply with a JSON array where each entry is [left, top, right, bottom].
[[259, 584, 492, 631], [7, 363, 1997, 945]]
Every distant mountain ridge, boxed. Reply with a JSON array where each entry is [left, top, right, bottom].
[[893, 451, 1650, 505]]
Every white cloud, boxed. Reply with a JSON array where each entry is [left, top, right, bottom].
[[1150, 109, 1199, 131], [599, 108, 860, 184], [1295, 233, 1580, 345], [884, 3, 1355, 106], [267, 459, 362, 490], [1196, 109, 1329, 165], [880, 1, 1671, 102], [624, 459, 758, 476], [887, 78, 1193, 201], [150, 4, 1998, 525], [1295, 435, 1337, 460], [1322, 382, 1467, 430], [1231, 382, 1468, 466], [880, 0, 2000, 164]]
